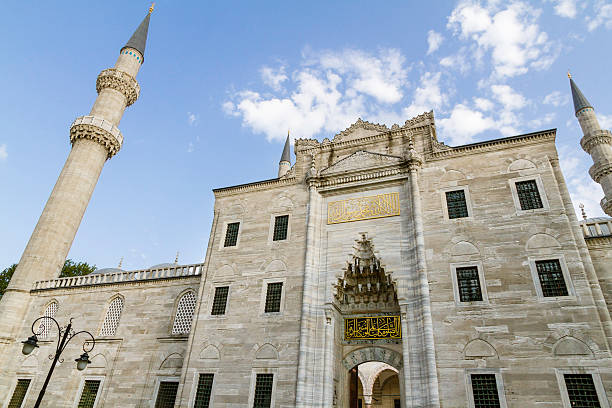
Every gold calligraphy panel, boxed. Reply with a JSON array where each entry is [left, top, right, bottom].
[[328, 193, 400, 224], [344, 315, 402, 340]]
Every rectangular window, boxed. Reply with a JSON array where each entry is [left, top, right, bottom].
[[599, 223, 611, 235], [211, 286, 229, 315], [536, 260, 568, 297], [394, 400, 401, 408], [457, 266, 483, 302], [587, 225, 598, 236], [515, 180, 543, 210], [264, 282, 283, 313], [272, 215, 289, 241], [446, 190, 469, 219], [224, 222, 240, 247], [564, 374, 601, 408], [194, 373, 214, 408], [253, 373, 274, 408], [155, 381, 179, 408], [7, 379, 31, 408], [471, 374, 501, 408], [77, 380, 101, 408]]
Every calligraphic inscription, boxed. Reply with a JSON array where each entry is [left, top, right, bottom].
[[344, 315, 402, 340], [328, 193, 400, 224]]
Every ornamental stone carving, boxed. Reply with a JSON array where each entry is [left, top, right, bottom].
[[321, 151, 402, 175], [601, 197, 612, 216], [70, 115, 123, 158], [580, 129, 612, 154], [589, 162, 612, 183], [96, 68, 140, 106]]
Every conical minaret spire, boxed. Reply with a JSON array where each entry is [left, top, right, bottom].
[[278, 131, 292, 177], [570, 74, 612, 216], [0, 10, 153, 348]]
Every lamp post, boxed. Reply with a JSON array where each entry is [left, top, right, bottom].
[[21, 316, 95, 408]]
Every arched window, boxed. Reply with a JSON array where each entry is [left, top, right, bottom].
[[99, 296, 124, 336], [39, 301, 58, 339], [171, 291, 197, 334]]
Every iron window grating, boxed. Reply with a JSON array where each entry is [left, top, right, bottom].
[[446, 190, 469, 219], [38, 301, 58, 339], [265, 282, 283, 313], [99, 297, 124, 336], [224, 222, 240, 247], [273, 215, 289, 241], [471, 374, 501, 408], [564, 374, 601, 408], [77, 380, 101, 408], [172, 291, 197, 334], [194, 373, 214, 408], [457, 266, 483, 302], [516, 180, 543, 210], [535, 259, 569, 297], [253, 373, 274, 408], [155, 381, 179, 408], [7, 379, 31, 408], [211, 286, 229, 315]]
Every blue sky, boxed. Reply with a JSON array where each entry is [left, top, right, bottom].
[[1, 1, 611, 271]]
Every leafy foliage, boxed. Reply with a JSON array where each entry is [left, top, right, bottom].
[[0, 259, 96, 299]]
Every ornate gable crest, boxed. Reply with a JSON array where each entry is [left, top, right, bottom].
[[321, 151, 402, 175], [332, 118, 389, 142]]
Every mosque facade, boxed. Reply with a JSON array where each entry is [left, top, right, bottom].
[[1, 10, 611, 408]]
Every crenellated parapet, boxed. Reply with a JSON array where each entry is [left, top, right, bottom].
[[96, 68, 140, 106], [580, 129, 612, 155], [70, 115, 123, 158]]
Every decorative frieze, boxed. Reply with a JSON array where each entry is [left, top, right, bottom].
[[96, 68, 140, 106], [344, 315, 402, 340], [327, 192, 400, 224], [70, 115, 123, 158], [580, 130, 612, 155]]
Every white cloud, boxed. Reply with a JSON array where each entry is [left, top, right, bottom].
[[597, 113, 612, 129], [427, 30, 444, 55], [491, 84, 527, 110], [0, 144, 7, 160], [587, 1, 612, 31], [260, 66, 288, 92], [404, 72, 447, 117], [550, 0, 577, 18], [187, 142, 194, 153], [543, 90, 569, 107], [438, 104, 496, 145], [474, 97, 494, 111], [187, 112, 198, 126], [447, 1, 556, 78]]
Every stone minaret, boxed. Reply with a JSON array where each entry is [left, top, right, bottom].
[[570, 74, 612, 216], [0, 10, 152, 341], [278, 132, 292, 177]]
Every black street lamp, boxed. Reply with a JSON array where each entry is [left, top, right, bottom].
[[21, 316, 95, 408]]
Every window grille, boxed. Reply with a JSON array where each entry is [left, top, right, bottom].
[[446, 190, 469, 219], [535, 260, 568, 297], [171, 291, 197, 334], [264, 282, 283, 313], [224, 222, 240, 247], [77, 380, 101, 408], [7, 379, 31, 408], [154, 381, 179, 408], [99, 297, 124, 336], [515, 180, 543, 210], [272, 215, 289, 241], [587, 225, 598, 236], [471, 374, 501, 408], [600, 223, 611, 235], [457, 266, 483, 302], [394, 400, 401, 408], [564, 374, 601, 408], [211, 286, 229, 315], [38, 301, 58, 339], [194, 373, 214, 408], [253, 373, 274, 408]]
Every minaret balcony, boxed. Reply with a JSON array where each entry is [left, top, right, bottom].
[[70, 115, 123, 158], [96, 68, 140, 106], [602, 197, 612, 217], [580, 129, 612, 155], [588, 162, 612, 184]]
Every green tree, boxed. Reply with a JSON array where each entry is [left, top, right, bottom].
[[0, 259, 96, 299]]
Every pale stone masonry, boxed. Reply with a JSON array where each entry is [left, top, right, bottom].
[[1, 10, 612, 408]]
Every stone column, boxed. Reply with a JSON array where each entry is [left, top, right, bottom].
[[322, 307, 336, 407]]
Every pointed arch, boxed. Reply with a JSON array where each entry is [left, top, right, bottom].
[[171, 290, 197, 334], [38, 300, 59, 339], [99, 294, 124, 336], [342, 347, 403, 371], [255, 343, 279, 360]]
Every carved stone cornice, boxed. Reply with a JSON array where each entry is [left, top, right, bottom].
[[213, 176, 298, 197], [585, 234, 612, 248], [70, 115, 123, 158], [581, 130, 612, 155], [96, 68, 140, 106], [332, 118, 390, 142], [589, 162, 612, 183]]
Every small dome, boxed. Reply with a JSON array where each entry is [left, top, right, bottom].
[[91, 268, 124, 275]]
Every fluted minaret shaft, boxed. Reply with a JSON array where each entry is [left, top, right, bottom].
[[0, 12, 151, 341], [571, 77, 612, 216]]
